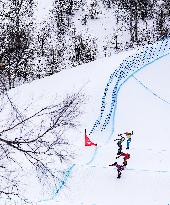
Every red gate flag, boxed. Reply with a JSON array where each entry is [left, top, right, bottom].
[[85, 129, 97, 146]]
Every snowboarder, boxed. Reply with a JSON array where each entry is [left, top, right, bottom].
[[116, 152, 130, 167], [124, 131, 133, 149], [109, 162, 124, 178], [114, 134, 125, 155]]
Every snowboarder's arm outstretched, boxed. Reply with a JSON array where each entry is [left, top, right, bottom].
[[109, 162, 117, 167], [116, 154, 121, 159]]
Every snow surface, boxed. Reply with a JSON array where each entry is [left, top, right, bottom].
[[5, 38, 170, 205], [34, 0, 53, 22], [45, 38, 170, 205]]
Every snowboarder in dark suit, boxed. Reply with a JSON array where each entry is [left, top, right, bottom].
[[109, 162, 125, 178], [114, 134, 125, 155]]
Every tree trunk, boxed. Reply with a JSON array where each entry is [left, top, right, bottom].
[[134, 3, 138, 42]]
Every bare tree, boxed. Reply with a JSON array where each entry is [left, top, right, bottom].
[[0, 86, 85, 204]]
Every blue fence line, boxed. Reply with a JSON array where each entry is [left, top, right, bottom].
[[88, 69, 121, 136], [37, 164, 75, 203], [106, 50, 170, 143], [89, 38, 170, 141], [52, 164, 75, 197]]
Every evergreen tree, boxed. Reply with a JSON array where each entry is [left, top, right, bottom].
[[114, 0, 153, 43], [154, 0, 169, 39], [51, 0, 76, 38], [70, 34, 97, 66], [0, 0, 35, 89], [88, 0, 100, 19]]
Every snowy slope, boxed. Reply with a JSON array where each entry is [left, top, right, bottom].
[[31, 38, 170, 205], [4, 38, 170, 205], [5, 47, 133, 204]]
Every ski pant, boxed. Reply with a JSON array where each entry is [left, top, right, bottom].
[[117, 170, 121, 178], [126, 138, 131, 149], [123, 159, 127, 166], [117, 148, 122, 155], [117, 145, 122, 155]]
